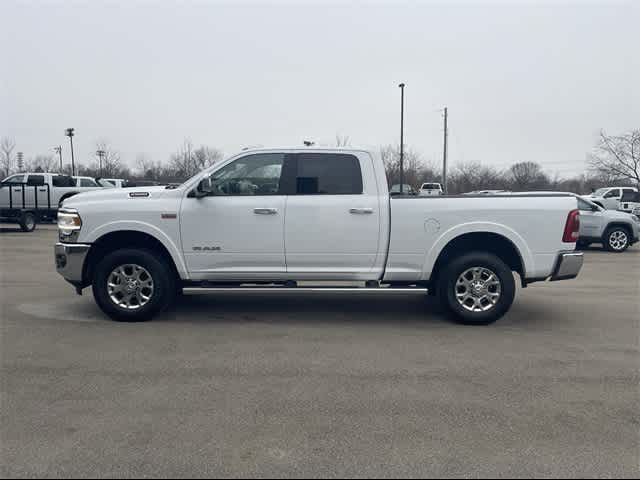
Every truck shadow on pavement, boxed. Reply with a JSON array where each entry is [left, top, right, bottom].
[[156, 293, 448, 326]]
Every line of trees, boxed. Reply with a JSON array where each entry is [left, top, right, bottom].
[[1, 129, 638, 194]]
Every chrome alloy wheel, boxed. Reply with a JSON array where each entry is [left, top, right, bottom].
[[107, 264, 154, 310], [609, 230, 628, 251], [455, 267, 502, 312]]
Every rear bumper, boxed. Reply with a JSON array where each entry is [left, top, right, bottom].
[[550, 251, 584, 281], [54, 242, 90, 285]]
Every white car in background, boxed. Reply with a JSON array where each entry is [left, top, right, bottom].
[[97, 178, 127, 188], [71, 176, 102, 189], [584, 186, 638, 210], [419, 183, 443, 196]]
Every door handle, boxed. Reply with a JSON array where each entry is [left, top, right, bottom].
[[253, 207, 278, 215], [349, 208, 374, 215]]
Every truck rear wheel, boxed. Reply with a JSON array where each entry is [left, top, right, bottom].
[[92, 248, 176, 321], [437, 252, 515, 325], [19, 212, 36, 232]]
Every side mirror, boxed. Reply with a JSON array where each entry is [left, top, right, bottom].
[[194, 177, 214, 198]]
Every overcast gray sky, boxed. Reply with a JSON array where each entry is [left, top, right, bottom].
[[1, 0, 638, 176]]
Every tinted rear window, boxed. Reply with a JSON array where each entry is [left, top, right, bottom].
[[27, 175, 45, 186], [294, 153, 363, 195]]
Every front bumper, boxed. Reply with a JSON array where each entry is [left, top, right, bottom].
[[550, 251, 584, 281], [54, 242, 90, 285]]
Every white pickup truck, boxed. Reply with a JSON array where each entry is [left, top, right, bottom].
[[1, 172, 102, 230], [54, 147, 584, 325]]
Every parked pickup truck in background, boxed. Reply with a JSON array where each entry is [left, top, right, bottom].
[[585, 186, 638, 210], [54, 147, 584, 325], [618, 190, 640, 215], [1, 172, 101, 230]]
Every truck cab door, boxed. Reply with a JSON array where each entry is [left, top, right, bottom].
[[25, 174, 48, 209], [603, 188, 621, 209], [179, 152, 290, 280], [283, 152, 382, 278]]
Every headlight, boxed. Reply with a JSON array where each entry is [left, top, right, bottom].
[[58, 209, 82, 241]]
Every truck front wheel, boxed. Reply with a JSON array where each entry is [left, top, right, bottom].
[[92, 248, 176, 321], [437, 252, 515, 325]]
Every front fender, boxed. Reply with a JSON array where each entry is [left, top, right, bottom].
[[83, 220, 189, 278]]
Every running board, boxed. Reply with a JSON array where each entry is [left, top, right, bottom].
[[183, 286, 428, 295]]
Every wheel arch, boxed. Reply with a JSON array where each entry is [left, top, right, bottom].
[[604, 222, 633, 236], [82, 230, 186, 286], [426, 230, 528, 289]]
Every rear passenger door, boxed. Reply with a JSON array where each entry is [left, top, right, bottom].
[[24, 174, 48, 209], [284, 152, 381, 277]]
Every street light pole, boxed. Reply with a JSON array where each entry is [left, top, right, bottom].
[[398, 83, 405, 195], [96, 150, 105, 177], [54, 146, 63, 172], [65, 128, 76, 176]]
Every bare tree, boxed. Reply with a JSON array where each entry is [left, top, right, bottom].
[[26, 155, 57, 173], [192, 145, 223, 171], [588, 129, 640, 187], [447, 162, 507, 194], [379, 144, 421, 188], [94, 140, 123, 177], [170, 139, 223, 180], [509, 161, 549, 190], [1, 136, 16, 178]]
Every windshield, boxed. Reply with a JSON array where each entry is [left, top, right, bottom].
[[593, 188, 608, 196]]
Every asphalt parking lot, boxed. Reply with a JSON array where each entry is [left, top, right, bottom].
[[1, 224, 638, 478]]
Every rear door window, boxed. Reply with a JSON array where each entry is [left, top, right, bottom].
[[26, 175, 45, 186], [292, 153, 363, 194]]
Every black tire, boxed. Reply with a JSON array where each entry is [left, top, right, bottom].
[[437, 251, 516, 325], [19, 212, 36, 232], [92, 248, 176, 321], [576, 240, 590, 250], [603, 226, 630, 252]]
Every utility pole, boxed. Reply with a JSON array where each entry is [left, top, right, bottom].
[[442, 107, 448, 194], [65, 128, 76, 176], [399, 83, 405, 194], [54, 146, 63, 172]]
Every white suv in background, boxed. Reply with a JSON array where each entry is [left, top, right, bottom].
[[419, 183, 443, 196]]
